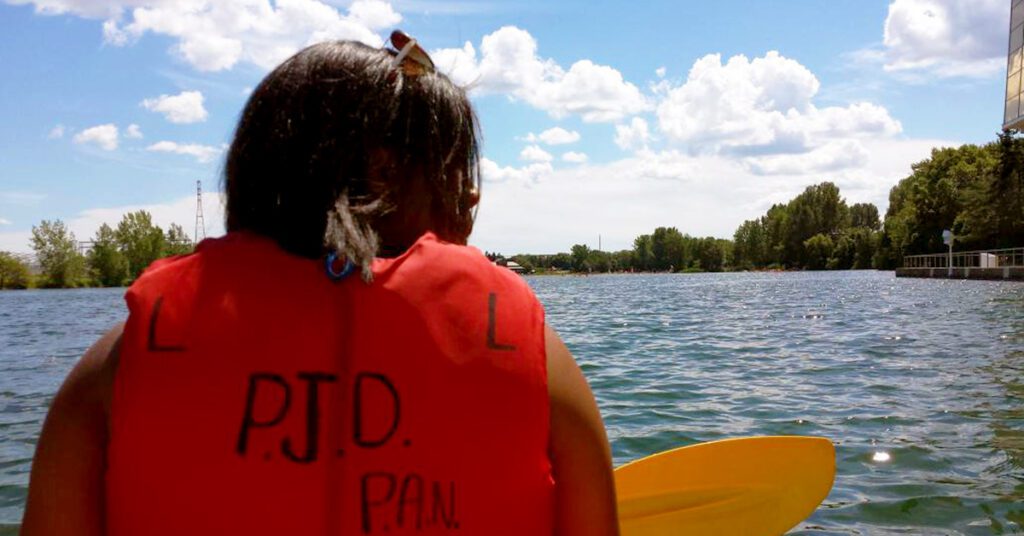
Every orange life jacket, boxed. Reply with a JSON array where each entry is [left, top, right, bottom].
[[106, 231, 553, 535]]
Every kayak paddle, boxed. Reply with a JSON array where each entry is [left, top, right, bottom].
[[615, 436, 835, 535]]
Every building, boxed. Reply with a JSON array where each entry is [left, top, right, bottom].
[[504, 260, 527, 274], [1005, 0, 1024, 130]]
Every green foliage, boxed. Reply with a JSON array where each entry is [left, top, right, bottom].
[[850, 203, 881, 231], [88, 223, 128, 287], [827, 233, 854, 270], [782, 182, 848, 267], [511, 227, 732, 275], [851, 228, 877, 269], [510, 253, 572, 272], [164, 223, 195, 257], [30, 219, 86, 288], [626, 227, 726, 272], [875, 133, 1024, 266], [11, 210, 196, 290], [115, 210, 169, 280], [0, 252, 31, 289], [732, 219, 765, 270], [570, 244, 592, 272], [730, 182, 880, 271], [632, 234, 654, 271], [803, 234, 833, 270]]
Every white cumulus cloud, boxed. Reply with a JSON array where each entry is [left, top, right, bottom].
[[147, 141, 224, 163], [519, 144, 553, 163], [562, 151, 588, 164], [10, 0, 396, 72], [125, 123, 143, 139], [882, 0, 1007, 77], [348, 0, 401, 29], [481, 158, 553, 185], [744, 140, 870, 176], [73, 123, 119, 150], [0, 218, 12, 226], [532, 127, 580, 145], [47, 124, 65, 139], [433, 26, 650, 122], [142, 90, 208, 124], [655, 51, 901, 174], [615, 117, 652, 151]]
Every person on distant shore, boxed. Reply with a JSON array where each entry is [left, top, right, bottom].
[[21, 32, 618, 536]]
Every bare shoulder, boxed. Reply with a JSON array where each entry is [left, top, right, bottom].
[[63, 323, 123, 416], [20, 323, 123, 535], [545, 325, 620, 536]]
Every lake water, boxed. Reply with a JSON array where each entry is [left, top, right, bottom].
[[1, 271, 1023, 534]]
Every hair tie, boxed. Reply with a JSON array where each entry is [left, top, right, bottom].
[[325, 251, 356, 281]]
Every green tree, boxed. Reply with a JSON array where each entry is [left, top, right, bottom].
[[570, 244, 592, 272], [164, 223, 195, 257], [88, 223, 128, 287], [762, 204, 789, 267], [693, 237, 725, 272], [732, 183, 877, 270], [549, 253, 573, 271], [828, 233, 856, 270], [852, 228, 877, 269], [632, 234, 654, 271], [0, 252, 31, 289], [651, 227, 688, 271], [955, 132, 1024, 248], [803, 234, 833, 270], [782, 182, 848, 267], [877, 143, 997, 262], [587, 250, 611, 272], [849, 203, 881, 231], [610, 250, 633, 271], [30, 219, 86, 288], [116, 211, 167, 280], [509, 255, 535, 273], [732, 219, 765, 269]]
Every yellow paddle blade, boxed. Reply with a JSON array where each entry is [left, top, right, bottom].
[[615, 436, 835, 536]]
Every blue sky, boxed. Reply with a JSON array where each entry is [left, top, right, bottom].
[[0, 0, 1011, 254]]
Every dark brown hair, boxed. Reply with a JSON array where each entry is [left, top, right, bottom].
[[224, 40, 480, 279]]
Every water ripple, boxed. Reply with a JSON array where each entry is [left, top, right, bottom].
[[529, 272, 1024, 535]]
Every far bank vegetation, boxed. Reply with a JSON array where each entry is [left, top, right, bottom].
[[4, 134, 1022, 286], [0, 210, 193, 290]]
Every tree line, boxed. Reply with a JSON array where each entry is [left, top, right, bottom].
[[873, 132, 1024, 267], [510, 232, 734, 274], [4, 133, 1022, 286], [0, 210, 193, 289], [509, 133, 1024, 274], [508, 182, 880, 274], [731, 182, 881, 270]]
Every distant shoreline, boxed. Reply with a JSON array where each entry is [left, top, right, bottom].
[[523, 268, 892, 277]]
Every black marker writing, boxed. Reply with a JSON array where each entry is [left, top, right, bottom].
[[237, 373, 291, 455], [282, 372, 337, 463], [487, 293, 515, 351], [361, 472, 396, 534], [360, 472, 459, 533], [353, 372, 400, 448]]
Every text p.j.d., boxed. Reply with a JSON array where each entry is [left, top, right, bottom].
[[236, 371, 459, 533]]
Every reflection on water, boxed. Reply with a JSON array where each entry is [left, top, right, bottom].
[[1, 272, 1023, 534]]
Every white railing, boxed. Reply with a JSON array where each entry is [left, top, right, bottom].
[[903, 247, 1024, 268]]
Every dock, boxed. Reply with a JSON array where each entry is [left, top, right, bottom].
[[896, 248, 1024, 281]]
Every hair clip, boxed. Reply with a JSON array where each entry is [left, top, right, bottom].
[[387, 29, 435, 76]]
